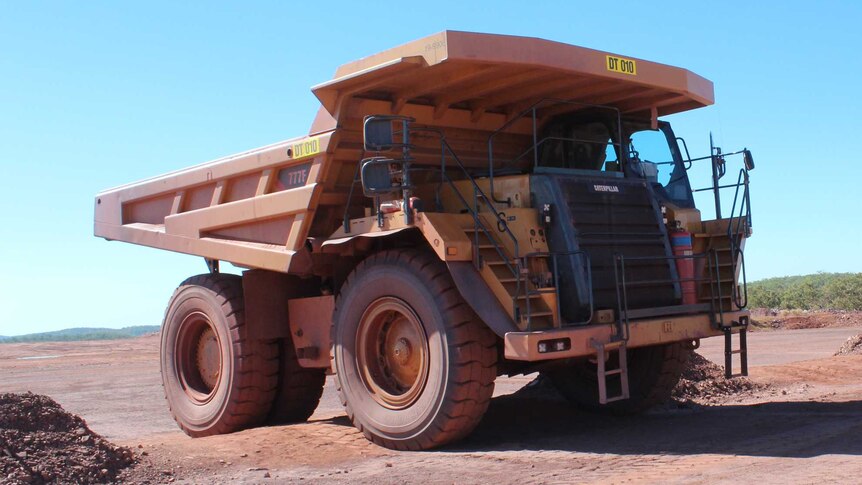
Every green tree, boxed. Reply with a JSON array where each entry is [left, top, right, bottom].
[[823, 274, 862, 310], [747, 272, 862, 310]]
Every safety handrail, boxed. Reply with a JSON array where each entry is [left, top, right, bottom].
[[726, 168, 751, 309], [434, 137, 534, 323], [350, 121, 537, 326], [689, 149, 753, 220], [687, 147, 752, 312], [613, 251, 725, 340]]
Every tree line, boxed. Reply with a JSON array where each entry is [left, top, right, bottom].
[[747, 272, 862, 310], [0, 325, 160, 344]]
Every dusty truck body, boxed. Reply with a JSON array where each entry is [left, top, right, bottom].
[[95, 31, 754, 450]]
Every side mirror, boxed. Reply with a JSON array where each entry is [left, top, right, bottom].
[[742, 149, 755, 171], [360, 158, 404, 196], [363, 117, 395, 152]]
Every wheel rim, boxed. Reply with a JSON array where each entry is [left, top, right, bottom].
[[356, 297, 429, 410], [176, 311, 222, 403]]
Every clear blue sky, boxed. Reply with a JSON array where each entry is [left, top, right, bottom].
[[1, 1, 860, 336]]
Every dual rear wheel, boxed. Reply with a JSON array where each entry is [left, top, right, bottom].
[[160, 273, 324, 437]]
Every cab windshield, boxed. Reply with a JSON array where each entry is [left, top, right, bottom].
[[626, 121, 694, 208], [534, 114, 694, 207]]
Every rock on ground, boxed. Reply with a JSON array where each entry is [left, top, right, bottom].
[[671, 352, 769, 404], [835, 334, 862, 356]]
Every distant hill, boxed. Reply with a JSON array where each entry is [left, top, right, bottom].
[[0, 326, 160, 344], [748, 272, 862, 310]]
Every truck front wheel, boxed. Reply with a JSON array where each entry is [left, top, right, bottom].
[[332, 250, 498, 450], [160, 274, 279, 437], [545, 341, 691, 414]]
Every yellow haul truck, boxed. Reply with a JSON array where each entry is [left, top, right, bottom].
[[95, 32, 754, 450]]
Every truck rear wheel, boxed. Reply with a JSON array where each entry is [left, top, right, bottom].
[[267, 337, 326, 424], [545, 341, 691, 414], [332, 250, 497, 450], [160, 273, 279, 437]]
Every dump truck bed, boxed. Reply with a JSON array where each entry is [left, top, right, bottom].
[[95, 134, 332, 273], [94, 31, 714, 273]]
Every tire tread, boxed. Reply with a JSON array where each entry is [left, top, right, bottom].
[[333, 250, 498, 450], [162, 273, 278, 437]]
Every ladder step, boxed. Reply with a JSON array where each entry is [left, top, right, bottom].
[[723, 326, 749, 378], [590, 339, 630, 405]]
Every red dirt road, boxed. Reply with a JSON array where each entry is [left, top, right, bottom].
[[2, 327, 862, 483]]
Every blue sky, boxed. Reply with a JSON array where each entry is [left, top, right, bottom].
[[1, 1, 860, 335]]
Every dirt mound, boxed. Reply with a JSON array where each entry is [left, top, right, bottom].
[[834, 334, 862, 356], [750, 309, 862, 331], [672, 352, 768, 403], [0, 392, 135, 484]]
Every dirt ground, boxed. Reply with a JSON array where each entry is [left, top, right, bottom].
[[2, 322, 862, 484]]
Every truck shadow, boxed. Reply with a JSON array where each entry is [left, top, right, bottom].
[[445, 388, 862, 458]]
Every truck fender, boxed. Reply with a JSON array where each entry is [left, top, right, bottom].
[[446, 261, 518, 338], [322, 223, 515, 337], [242, 270, 331, 369], [319, 227, 416, 254]]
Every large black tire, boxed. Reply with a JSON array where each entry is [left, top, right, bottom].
[[267, 337, 326, 424], [545, 341, 691, 414], [160, 273, 279, 437], [332, 250, 498, 450]]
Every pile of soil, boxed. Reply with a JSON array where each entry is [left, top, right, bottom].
[[671, 352, 768, 403], [834, 334, 862, 356], [0, 392, 135, 484]]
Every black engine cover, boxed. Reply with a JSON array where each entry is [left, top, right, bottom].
[[531, 174, 680, 324]]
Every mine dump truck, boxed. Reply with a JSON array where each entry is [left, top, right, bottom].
[[95, 31, 755, 450]]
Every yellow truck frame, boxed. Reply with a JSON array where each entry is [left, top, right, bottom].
[[95, 31, 754, 450]]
